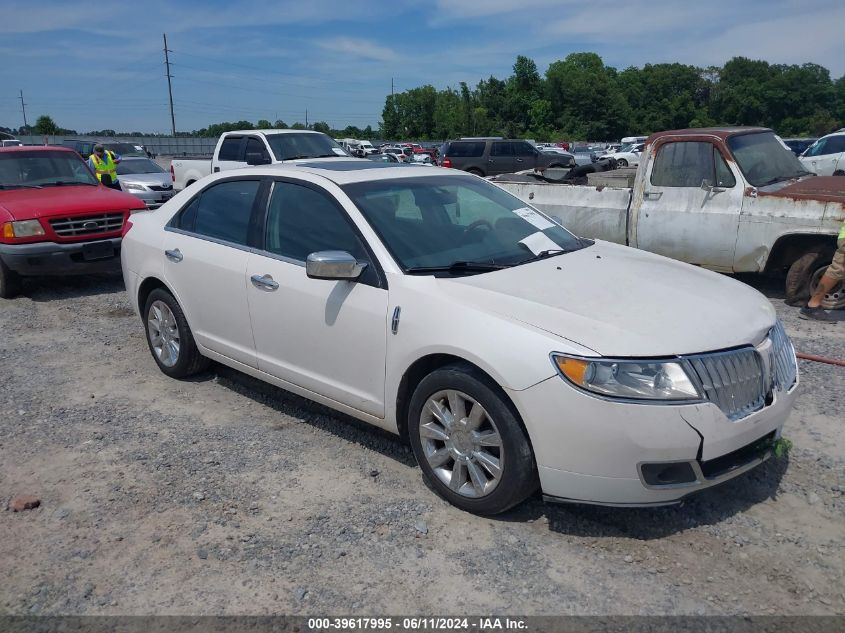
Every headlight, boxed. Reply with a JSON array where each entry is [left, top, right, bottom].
[[124, 183, 145, 191], [552, 354, 701, 401], [2, 220, 46, 238]]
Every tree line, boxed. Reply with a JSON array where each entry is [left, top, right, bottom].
[[382, 53, 845, 141], [5, 53, 843, 142]]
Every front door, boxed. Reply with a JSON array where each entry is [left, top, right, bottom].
[[802, 135, 845, 176], [163, 178, 262, 367], [246, 179, 389, 417], [634, 141, 744, 271]]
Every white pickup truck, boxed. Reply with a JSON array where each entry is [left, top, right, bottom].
[[170, 129, 350, 190], [495, 127, 845, 309]]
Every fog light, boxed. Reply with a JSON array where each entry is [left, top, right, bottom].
[[640, 462, 697, 486]]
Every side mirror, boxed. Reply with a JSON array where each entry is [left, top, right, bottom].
[[700, 179, 725, 193], [306, 251, 367, 281]]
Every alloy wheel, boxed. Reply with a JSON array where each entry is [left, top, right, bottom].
[[419, 389, 504, 498], [147, 300, 181, 367]]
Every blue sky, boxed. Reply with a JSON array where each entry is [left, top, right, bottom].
[[1, 0, 842, 134]]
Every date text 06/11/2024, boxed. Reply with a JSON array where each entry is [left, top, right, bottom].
[[306, 617, 528, 631]]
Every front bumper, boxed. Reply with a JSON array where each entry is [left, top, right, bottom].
[[508, 372, 797, 506], [0, 238, 122, 276]]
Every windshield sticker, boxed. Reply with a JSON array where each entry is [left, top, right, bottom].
[[519, 231, 561, 256], [332, 148, 347, 155], [513, 207, 555, 231]]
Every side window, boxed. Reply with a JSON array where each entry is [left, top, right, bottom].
[[218, 137, 242, 161], [514, 142, 536, 157], [491, 142, 513, 157], [651, 141, 714, 187], [245, 137, 269, 161], [827, 136, 845, 154], [714, 149, 736, 188], [265, 182, 367, 262], [448, 142, 485, 158], [173, 197, 200, 230], [192, 180, 260, 245]]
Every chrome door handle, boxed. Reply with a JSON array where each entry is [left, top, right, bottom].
[[250, 274, 279, 291], [165, 248, 183, 262], [643, 191, 662, 200]]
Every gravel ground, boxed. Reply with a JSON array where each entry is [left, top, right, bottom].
[[1, 272, 843, 616]]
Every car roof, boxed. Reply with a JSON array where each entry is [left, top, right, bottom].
[[646, 126, 771, 145], [0, 145, 78, 154], [235, 160, 455, 185], [226, 129, 326, 136]]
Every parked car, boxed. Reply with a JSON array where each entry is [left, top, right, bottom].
[[61, 139, 150, 159], [782, 138, 817, 157], [0, 146, 145, 298], [600, 142, 644, 167], [366, 153, 400, 163], [1, 139, 23, 148], [569, 144, 599, 166], [170, 130, 350, 190], [438, 139, 575, 176], [122, 159, 797, 514], [799, 131, 845, 176], [117, 157, 175, 209], [381, 147, 407, 162], [493, 127, 844, 309]]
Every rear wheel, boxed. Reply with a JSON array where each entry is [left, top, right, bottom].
[[467, 168, 484, 177], [0, 260, 22, 299], [785, 248, 833, 306], [809, 265, 845, 310], [408, 364, 538, 515], [616, 158, 628, 167], [143, 288, 209, 378]]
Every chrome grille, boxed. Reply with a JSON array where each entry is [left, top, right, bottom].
[[687, 348, 766, 421], [769, 320, 798, 391], [148, 184, 172, 191], [49, 213, 124, 237]]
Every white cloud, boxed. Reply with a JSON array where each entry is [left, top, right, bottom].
[[318, 38, 398, 62]]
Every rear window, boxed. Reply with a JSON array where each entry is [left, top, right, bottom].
[[218, 137, 242, 161], [445, 142, 485, 158], [187, 179, 260, 245]]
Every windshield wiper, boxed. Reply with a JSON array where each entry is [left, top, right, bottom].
[[312, 153, 346, 158], [0, 183, 43, 189], [41, 180, 93, 187], [758, 171, 813, 187], [405, 261, 510, 275]]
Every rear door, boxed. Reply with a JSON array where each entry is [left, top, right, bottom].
[[245, 179, 389, 417], [633, 140, 743, 271], [802, 135, 845, 176], [513, 141, 539, 171], [487, 142, 515, 175], [163, 177, 264, 367]]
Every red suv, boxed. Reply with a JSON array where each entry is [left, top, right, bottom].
[[0, 146, 145, 298]]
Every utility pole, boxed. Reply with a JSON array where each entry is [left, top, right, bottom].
[[163, 33, 176, 136], [391, 77, 394, 98], [19, 90, 28, 140], [305, 109, 308, 128]]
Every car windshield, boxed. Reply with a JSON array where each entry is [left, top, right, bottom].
[[617, 143, 633, 153], [0, 150, 98, 188], [343, 174, 589, 273], [116, 159, 165, 175], [265, 133, 348, 161], [108, 143, 147, 156], [727, 132, 811, 186]]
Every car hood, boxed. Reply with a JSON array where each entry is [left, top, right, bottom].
[[760, 175, 845, 204], [445, 241, 776, 357], [0, 185, 143, 220], [119, 173, 172, 187]]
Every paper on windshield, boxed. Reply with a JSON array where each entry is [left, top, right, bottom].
[[513, 207, 555, 231], [332, 148, 346, 155], [519, 231, 561, 256]]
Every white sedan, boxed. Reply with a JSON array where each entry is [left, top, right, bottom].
[[600, 142, 644, 167], [121, 161, 798, 514]]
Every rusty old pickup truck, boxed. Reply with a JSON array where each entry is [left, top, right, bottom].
[[494, 127, 845, 309]]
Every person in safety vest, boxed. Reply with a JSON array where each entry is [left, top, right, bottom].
[[88, 143, 122, 190], [800, 219, 845, 321]]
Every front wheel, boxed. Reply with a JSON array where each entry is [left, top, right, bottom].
[[408, 364, 538, 515], [616, 158, 628, 167], [785, 248, 833, 306], [466, 168, 485, 177], [143, 288, 210, 378], [0, 259, 22, 299], [809, 265, 845, 310]]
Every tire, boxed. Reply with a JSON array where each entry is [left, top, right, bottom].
[[809, 265, 845, 310], [616, 158, 628, 167], [833, 170, 845, 177], [408, 363, 538, 515], [143, 288, 210, 378], [549, 163, 565, 169], [784, 248, 833, 307], [0, 259, 22, 299], [467, 168, 485, 177]]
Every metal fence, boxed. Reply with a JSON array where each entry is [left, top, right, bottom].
[[21, 135, 218, 157]]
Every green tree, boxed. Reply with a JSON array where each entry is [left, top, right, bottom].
[[256, 119, 273, 129], [273, 120, 289, 129], [33, 115, 59, 135], [312, 121, 331, 134]]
